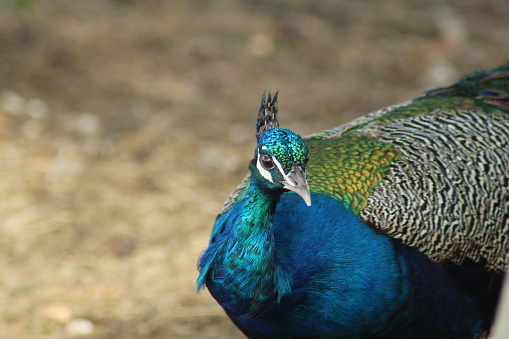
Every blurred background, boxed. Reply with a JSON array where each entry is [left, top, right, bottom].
[[0, 0, 508, 338]]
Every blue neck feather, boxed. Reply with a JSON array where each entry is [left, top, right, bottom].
[[198, 184, 407, 324], [197, 171, 293, 316], [198, 185, 483, 338]]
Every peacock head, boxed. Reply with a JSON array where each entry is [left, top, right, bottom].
[[249, 91, 311, 206]]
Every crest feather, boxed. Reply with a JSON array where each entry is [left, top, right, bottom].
[[256, 90, 280, 142]]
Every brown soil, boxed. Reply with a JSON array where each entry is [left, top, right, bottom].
[[0, 0, 508, 338]]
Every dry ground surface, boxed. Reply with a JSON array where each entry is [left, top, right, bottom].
[[1, 0, 509, 338]]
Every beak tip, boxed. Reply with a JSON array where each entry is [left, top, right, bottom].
[[295, 187, 312, 207], [303, 192, 312, 207]]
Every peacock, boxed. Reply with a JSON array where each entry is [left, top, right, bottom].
[[197, 61, 509, 338]]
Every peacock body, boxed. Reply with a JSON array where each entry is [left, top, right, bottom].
[[197, 61, 509, 338]]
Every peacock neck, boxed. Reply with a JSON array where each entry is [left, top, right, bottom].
[[207, 178, 292, 316], [234, 180, 279, 238]]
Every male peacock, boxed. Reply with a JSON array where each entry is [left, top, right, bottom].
[[197, 61, 509, 338]]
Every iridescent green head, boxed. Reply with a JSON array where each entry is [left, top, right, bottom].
[[250, 92, 311, 206]]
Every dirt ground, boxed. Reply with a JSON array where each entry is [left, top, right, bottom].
[[0, 1, 508, 338]]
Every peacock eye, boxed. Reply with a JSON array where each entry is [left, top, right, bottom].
[[479, 88, 509, 98], [483, 90, 500, 97], [260, 154, 275, 170]]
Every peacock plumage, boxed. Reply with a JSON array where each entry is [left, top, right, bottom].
[[197, 61, 509, 339]]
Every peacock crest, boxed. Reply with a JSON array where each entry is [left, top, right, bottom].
[[256, 90, 280, 142]]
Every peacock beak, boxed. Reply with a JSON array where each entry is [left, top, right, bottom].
[[281, 163, 312, 206]]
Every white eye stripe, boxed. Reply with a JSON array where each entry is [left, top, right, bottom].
[[256, 153, 274, 182]]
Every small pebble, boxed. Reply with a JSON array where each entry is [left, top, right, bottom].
[[27, 98, 49, 119], [0, 91, 25, 115], [64, 318, 95, 337], [77, 113, 101, 135]]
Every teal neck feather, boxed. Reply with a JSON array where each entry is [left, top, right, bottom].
[[198, 162, 292, 316]]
